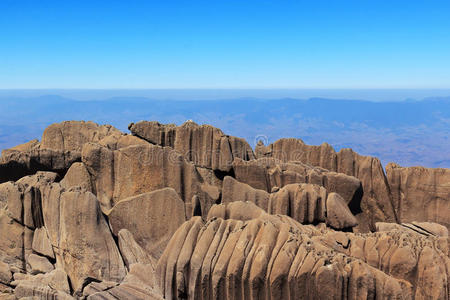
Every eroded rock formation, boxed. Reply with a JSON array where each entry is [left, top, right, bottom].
[[0, 120, 448, 299]]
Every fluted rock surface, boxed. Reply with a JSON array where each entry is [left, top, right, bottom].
[[156, 207, 448, 300], [386, 163, 450, 229], [129, 121, 255, 172], [255, 139, 397, 231]]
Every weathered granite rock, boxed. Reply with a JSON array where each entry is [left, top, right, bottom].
[[87, 263, 163, 300], [256, 139, 397, 231], [82, 142, 217, 216], [232, 157, 362, 206], [129, 121, 255, 171], [222, 177, 357, 230], [107, 188, 186, 260], [117, 229, 154, 268], [0, 262, 11, 285], [60, 162, 93, 192], [386, 163, 450, 230], [0, 121, 120, 183], [57, 189, 126, 292], [26, 254, 54, 275], [326, 192, 358, 229], [156, 214, 423, 300], [31, 227, 55, 260]]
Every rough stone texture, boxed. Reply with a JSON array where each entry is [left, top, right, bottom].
[[82, 142, 217, 216], [0, 120, 449, 299], [222, 177, 357, 230], [40, 121, 120, 153], [222, 176, 270, 211], [57, 189, 126, 292], [0, 261, 11, 285], [0, 121, 120, 183], [157, 213, 440, 300], [32, 227, 55, 260], [386, 163, 450, 230], [107, 188, 186, 260], [26, 254, 54, 275], [256, 139, 397, 231], [87, 264, 163, 300], [232, 157, 362, 206], [326, 193, 358, 229], [60, 162, 93, 192], [129, 121, 255, 171], [117, 229, 154, 268]]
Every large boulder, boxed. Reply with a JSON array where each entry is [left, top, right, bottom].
[[107, 188, 186, 260], [82, 142, 218, 216], [386, 163, 450, 230], [56, 189, 126, 292], [129, 121, 255, 172]]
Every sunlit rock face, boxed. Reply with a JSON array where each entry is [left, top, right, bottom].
[[0, 120, 448, 299]]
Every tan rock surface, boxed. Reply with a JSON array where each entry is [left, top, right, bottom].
[[386, 163, 450, 230], [57, 189, 126, 291], [107, 188, 186, 260], [257, 139, 397, 231], [156, 212, 438, 300], [82, 142, 217, 216], [129, 121, 255, 171]]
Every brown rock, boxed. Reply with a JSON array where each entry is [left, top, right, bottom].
[[31, 227, 55, 259], [0, 121, 120, 183], [58, 189, 126, 291], [222, 176, 270, 211], [157, 213, 409, 299], [232, 157, 362, 205], [129, 121, 255, 171], [0, 262, 11, 285], [60, 162, 93, 192], [107, 188, 186, 260], [386, 163, 450, 230], [117, 229, 154, 268], [326, 192, 358, 229], [26, 253, 54, 275], [258, 139, 397, 230], [82, 142, 216, 216]]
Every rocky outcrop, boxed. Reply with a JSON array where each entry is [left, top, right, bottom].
[[82, 142, 219, 216], [0, 121, 121, 183], [386, 163, 450, 229], [107, 188, 186, 260], [0, 119, 449, 299], [157, 209, 447, 300], [129, 121, 255, 172], [256, 139, 397, 231], [232, 157, 362, 206], [57, 189, 127, 292], [222, 176, 357, 230]]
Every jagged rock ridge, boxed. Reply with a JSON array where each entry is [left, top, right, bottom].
[[0, 120, 448, 300]]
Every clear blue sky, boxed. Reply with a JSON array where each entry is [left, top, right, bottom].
[[1, 0, 450, 89]]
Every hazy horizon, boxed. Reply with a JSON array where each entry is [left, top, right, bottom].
[[1, 89, 450, 102]]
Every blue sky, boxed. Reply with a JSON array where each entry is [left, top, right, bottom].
[[1, 0, 450, 89]]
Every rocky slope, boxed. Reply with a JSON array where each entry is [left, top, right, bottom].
[[0, 120, 448, 299]]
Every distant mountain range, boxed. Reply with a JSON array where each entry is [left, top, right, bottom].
[[1, 95, 449, 168]]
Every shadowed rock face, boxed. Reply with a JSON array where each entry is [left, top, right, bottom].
[[0, 120, 448, 299]]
